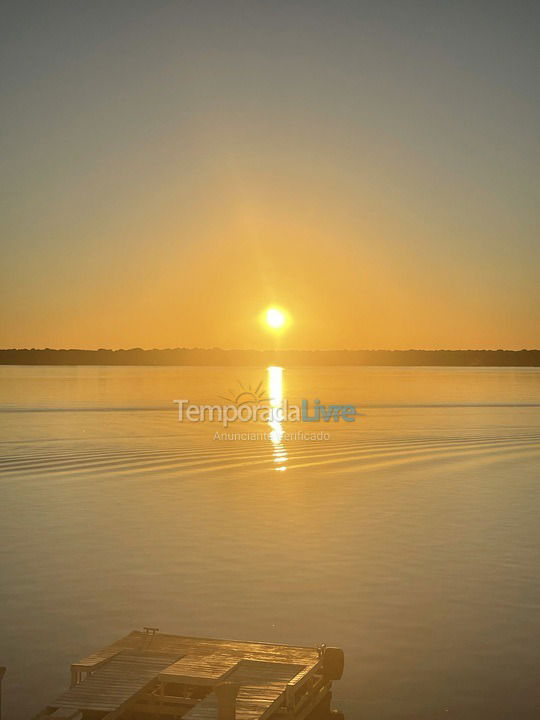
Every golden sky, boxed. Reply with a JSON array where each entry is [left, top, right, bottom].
[[1, 2, 539, 350]]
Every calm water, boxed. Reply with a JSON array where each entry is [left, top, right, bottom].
[[1, 366, 540, 719]]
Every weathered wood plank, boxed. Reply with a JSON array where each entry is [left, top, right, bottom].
[[54, 651, 181, 712], [160, 652, 239, 685], [183, 660, 305, 720], [60, 631, 326, 720], [73, 631, 320, 672], [48, 708, 82, 720]]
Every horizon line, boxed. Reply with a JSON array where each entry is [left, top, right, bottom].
[[1, 347, 539, 353]]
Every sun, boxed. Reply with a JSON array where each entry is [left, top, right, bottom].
[[260, 306, 290, 333], [265, 307, 286, 329]]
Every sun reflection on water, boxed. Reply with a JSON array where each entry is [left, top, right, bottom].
[[267, 365, 287, 471]]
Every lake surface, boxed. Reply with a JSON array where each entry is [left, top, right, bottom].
[[1, 365, 540, 719]]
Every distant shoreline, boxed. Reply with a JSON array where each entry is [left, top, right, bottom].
[[1, 348, 539, 367]]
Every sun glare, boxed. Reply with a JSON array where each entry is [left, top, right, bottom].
[[265, 307, 286, 329]]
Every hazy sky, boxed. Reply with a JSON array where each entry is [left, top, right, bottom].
[[1, 0, 539, 350]]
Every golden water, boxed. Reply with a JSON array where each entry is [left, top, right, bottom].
[[1, 366, 540, 719]]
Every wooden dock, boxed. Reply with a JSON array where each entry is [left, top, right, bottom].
[[33, 629, 344, 720]]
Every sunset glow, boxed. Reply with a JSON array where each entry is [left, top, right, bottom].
[[1, 3, 538, 352], [2, 4, 540, 720]]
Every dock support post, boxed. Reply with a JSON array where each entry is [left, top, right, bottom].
[[0, 666, 6, 720], [215, 681, 239, 720]]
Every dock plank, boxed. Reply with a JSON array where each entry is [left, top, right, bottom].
[[183, 660, 304, 720], [63, 632, 324, 720], [53, 651, 181, 713], [160, 652, 239, 685], [73, 631, 320, 673]]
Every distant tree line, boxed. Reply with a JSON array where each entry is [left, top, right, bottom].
[[0, 348, 539, 366]]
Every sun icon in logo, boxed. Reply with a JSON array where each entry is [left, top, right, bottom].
[[220, 379, 269, 406]]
